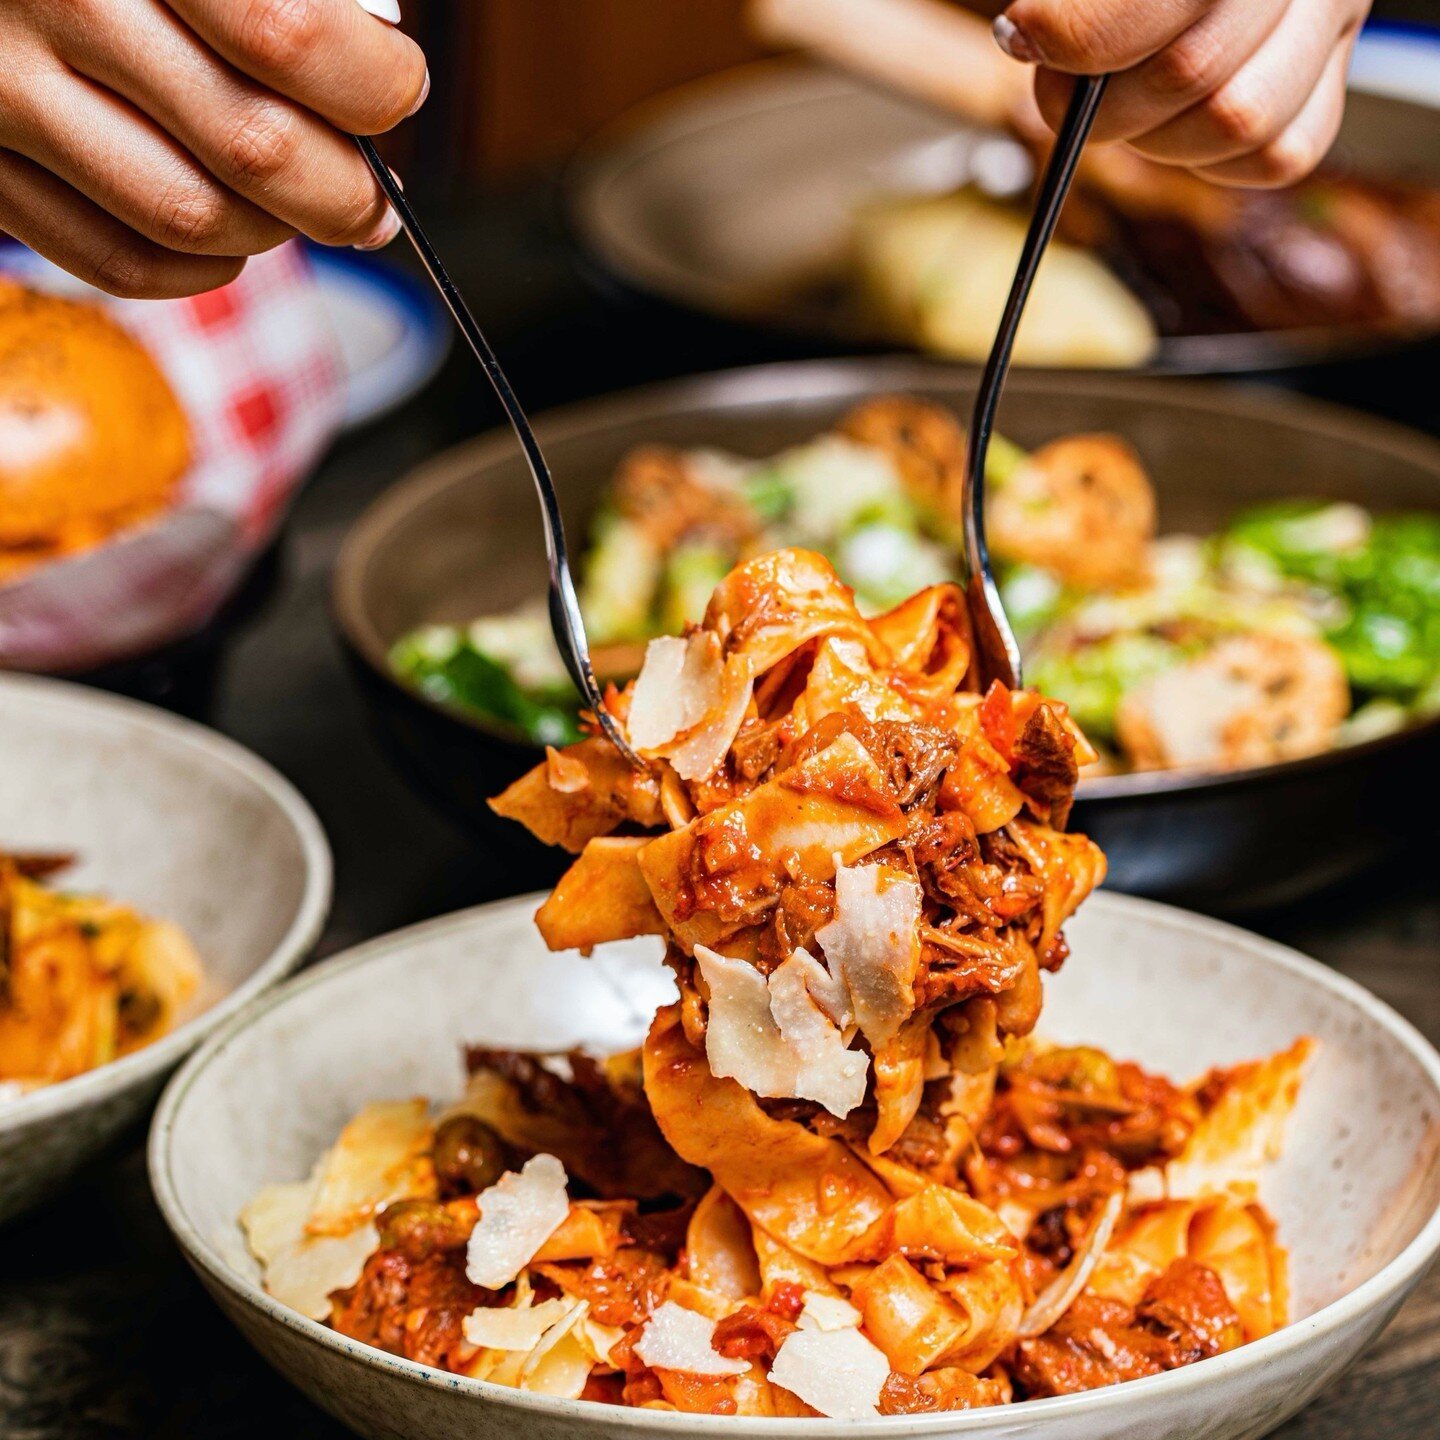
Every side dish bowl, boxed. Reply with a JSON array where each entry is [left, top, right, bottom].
[[0, 674, 331, 1223], [332, 358, 1440, 911], [150, 890, 1440, 1440]]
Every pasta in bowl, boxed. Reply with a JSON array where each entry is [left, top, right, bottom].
[[154, 552, 1440, 1437]]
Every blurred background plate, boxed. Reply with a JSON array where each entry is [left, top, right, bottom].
[[303, 247, 451, 432], [333, 357, 1440, 914], [567, 31, 1440, 374]]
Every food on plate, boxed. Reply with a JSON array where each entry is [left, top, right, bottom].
[[0, 851, 203, 1096], [0, 279, 190, 584], [849, 146, 1440, 363], [249, 551, 1311, 1414], [392, 397, 1439, 775], [852, 191, 1158, 368]]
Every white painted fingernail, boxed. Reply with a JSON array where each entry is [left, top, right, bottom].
[[993, 14, 1040, 64], [407, 68, 430, 118], [354, 207, 401, 251], [357, 0, 402, 24]]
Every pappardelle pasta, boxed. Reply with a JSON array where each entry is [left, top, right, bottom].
[[245, 550, 1309, 1417]]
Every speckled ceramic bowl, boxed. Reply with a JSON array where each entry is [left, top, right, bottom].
[[0, 674, 331, 1224], [151, 892, 1440, 1440]]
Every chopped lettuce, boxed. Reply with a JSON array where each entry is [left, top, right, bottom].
[[1027, 633, 1182, 743], [660, 543, 733, 633], [770, 437, 916, 544], [390, 628, 582, 747], [579, 511, 663, 643], [1221, 503, 1440, 702], [837, 524, 952, 611]]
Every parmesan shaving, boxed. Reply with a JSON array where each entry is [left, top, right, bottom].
[[768, 951, 869, 1117], [797, 1292, 864, 1332], [465, 1154, 571, 1289], [816, 863, 922, 1046], [634, 1300, 750, 1376], [463, 1296, 582, 1351], [242, 1099, 434, 1320], [696, 946, 795, 1097], [627, 633, 753, 780], [768, 1322, 890, 1419], [696, 946, 869, 1118], [627, 635, 712, 749], [1017, 1189, 1123, 1338], [306, 1098, 433, 1237]]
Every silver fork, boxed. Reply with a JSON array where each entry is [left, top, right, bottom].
[[962, 75, 1109, 689], [353, 137, 643, 766]]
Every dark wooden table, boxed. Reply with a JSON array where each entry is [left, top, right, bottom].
[[2, 188, 1437, 1438]]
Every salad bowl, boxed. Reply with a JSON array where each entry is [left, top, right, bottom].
[[150, 890, 1440, 1440], [333, 358, 1440, 911]]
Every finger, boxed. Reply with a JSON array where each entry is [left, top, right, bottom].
[[1193, 28, 1354, 187], [55, 0, 397, 248], [165, 0, 428, 135], [996, 0, 1218, 75], [0, 65, 291, 257], [1127, 2, 1356, 169], [0, 150, 244, 299], [1035, 0, 1289, 144]]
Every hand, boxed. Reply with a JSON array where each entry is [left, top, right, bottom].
[[0, 0, 427, 298], [992, 0, 1371, 186]]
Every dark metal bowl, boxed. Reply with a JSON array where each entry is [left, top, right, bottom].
[[565, 61, 1440, 376], [333, 359, 1440, 912]]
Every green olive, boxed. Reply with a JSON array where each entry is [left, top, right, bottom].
[[376, 1198, 470, 1256], [432, 1114, 510, 1196]]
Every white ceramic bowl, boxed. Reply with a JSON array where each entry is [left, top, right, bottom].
[[150, 892, 1440, 1440], [0, 674, 331, 1223]]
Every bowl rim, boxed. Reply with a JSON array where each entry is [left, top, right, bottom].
[[331, 354, 1440, 803], [0, 672, 333, 1133], [561, 56, 1440, 375], [149, 888, 1440, 1436]]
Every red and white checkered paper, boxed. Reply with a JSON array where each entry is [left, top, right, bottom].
[[0, 241, 344, 673]]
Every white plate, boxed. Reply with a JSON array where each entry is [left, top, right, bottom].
[[0, 674, 332, 1224], [152, 891, 1440, 1439], [305, 246, 450, 430]]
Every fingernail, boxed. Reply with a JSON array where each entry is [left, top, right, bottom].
[[993, 14, 1040, 64], [407, 68, 430, 118], [357, 0, 402, 23], [354, 207, 401, 251]]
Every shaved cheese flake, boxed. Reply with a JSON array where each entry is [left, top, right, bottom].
[[768, 951, 869, 1117], [634, 1301, 750, 1377], [523, 1324, 598, 1398], [1017, 1189, 1123, 1338], [784, 946, 853, 1029], [243, 1101, 432, 1322], [797, 1292, 864, 1332], [241, 1179, 315, 1271], [769, 1323, 890, 1419], [306, 1098, 433, 1237], [627, 632, 752, 780], [466, 1154, 571, 1289], [696, 946, 795, 1097], [816, 863, 922, 1047], [262, 1221, 380, 1321], [463, 1296, 582, 1352], [697, 946, 869, 1119], [628, 635, 710, 749], [666, 652, 753, 782]]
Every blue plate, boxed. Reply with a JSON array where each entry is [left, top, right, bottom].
[[1351, 20, 1440, 107], [302, 245, 450, 432]]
